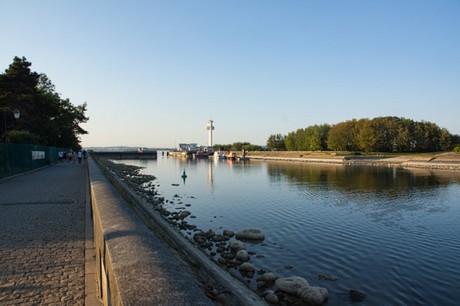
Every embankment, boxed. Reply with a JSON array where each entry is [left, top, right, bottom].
[[88, 156, 267, 306], [247, 151, 460, 171], [247, 151, 344, 164]]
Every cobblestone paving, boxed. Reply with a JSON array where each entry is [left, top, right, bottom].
[[0, 163, 87, 305]]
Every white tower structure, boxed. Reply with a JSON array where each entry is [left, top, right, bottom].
[[206, 120, 214, 147]]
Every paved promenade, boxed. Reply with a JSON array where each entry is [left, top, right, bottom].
[[0, 162, 97, 305]]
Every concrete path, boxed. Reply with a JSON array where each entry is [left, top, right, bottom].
[[0, 162, 98, 305]]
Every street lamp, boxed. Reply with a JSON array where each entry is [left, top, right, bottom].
[[13, 109, 20, 120], [2, 108, 20, 142]]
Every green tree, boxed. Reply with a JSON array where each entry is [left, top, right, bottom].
[[231, 142, 244, 151], [394, 118, 414, 152], [285, 129, 305, 150], [0, 57, 88, 149], [284, 131, 296, 151], [214, 144, 231, 151], [439, 127, 452, 151], [283, 124, 330, 151], [327, 119, 360, 151], [214, 142, 261, 151], [357, 119, 377, 152], [0, 56, 39, 140], [451, 134, 460, 147], [267, 133, 286, 151], [283, 116, 456, 153], [242, 143, 262, 151], [7, 130, 41, 144]]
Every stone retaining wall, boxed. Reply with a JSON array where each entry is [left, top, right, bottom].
[[88, 157, 267, 306], [401, 161, 460, 171], [247, 152, 460, 170], [88, 157, 216, 306], [247, 151, 344, 164]]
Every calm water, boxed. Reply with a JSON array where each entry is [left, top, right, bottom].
[[119, 153, 460, 305]]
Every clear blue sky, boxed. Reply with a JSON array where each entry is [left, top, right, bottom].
[[1, 0, 459, 148]]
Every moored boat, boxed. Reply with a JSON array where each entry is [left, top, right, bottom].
[[194, 151, 209, 158], [213, 151, 226, 159], [226, 152, 237, 160]]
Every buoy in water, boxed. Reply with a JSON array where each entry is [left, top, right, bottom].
[[181, 169, 187, 178]]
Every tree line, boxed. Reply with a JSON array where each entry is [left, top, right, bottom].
[[0, 57, 88, 150], [214, 142, 262, 151], [267, 117, 460, 153]]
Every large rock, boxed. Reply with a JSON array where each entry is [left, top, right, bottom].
[[223, 229, 235, 238], [179, 210, 191, 219], [236, 228, 265, 241], [257, 272, 279, 289], [257, 272, 278, 283], [239, 262, 255, 277], [262, 290, 279, 304], [229, 240, 245, 252], [211, 234, 226, 242], [275, 276, 309, 296], [236, 249, 250, 262], [297, 286, 328, 306]]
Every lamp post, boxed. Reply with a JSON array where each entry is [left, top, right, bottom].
[[2, 108, 20, 173], [13, 108, 20, 119], [3, 108, 20, 142]]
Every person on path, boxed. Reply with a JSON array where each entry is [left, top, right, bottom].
[[77, 151, 83, 164], [67, 152, 72, 163]]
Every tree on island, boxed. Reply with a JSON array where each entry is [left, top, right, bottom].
[[0, 56, 88, 150], [266, 133, 286, 151], [267, 116, 459, 153], [214, 142, 263, 152]]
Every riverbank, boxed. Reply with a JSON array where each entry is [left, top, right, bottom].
[[246, 151, 460, 171], [91, 157, 267, 306], [96, 154, 460, 305]]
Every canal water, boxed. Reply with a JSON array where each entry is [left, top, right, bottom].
[[118, 153, 460, 305]]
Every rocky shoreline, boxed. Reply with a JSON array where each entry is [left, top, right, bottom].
[[97, 158, 333, 305]]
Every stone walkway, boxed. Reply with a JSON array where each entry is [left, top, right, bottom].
[[0, 162, 97, 305]]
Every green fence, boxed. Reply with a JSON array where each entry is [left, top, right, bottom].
[[0, 143, 70, 179]]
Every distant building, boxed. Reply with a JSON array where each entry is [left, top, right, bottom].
[[178, 143, 199, 152], [206, 120, 214, 147]]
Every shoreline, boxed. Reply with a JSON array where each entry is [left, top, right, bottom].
[[97, 154, 460, 305], [246, 151, 460, 171]]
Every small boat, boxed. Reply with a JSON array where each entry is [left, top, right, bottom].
[[226, 152, 237, 160], [194, 151, 209, 158], [213, 151, 226, 159]]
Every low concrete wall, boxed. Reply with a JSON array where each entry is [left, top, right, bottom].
[[401, 161, 460, 171], [88, 157, 216, 306], [248, 151, 345, 164], [248, 151, 460, 170], [88, 157, 267, 306]]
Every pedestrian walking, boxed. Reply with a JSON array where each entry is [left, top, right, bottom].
[[77, 151, 82, 164]]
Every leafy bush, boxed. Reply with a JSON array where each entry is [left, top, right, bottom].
[[454, 146, 460, 153]]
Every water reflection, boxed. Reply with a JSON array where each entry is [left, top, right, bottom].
[[163, 156, 255, 191], [265, 161, 460, 230], [114, 156, 460, 305], [266, 161, 460, 194]]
